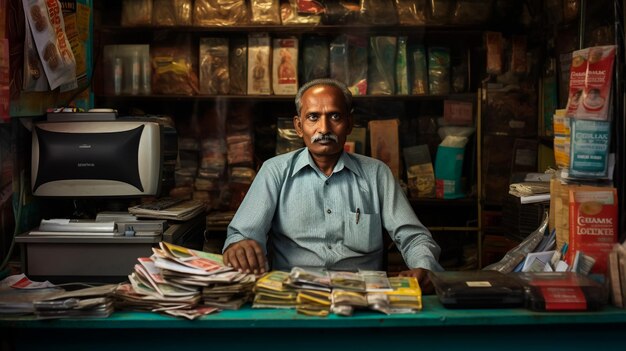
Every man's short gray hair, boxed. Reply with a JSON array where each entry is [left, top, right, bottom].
[[295, 78, 353, 116]]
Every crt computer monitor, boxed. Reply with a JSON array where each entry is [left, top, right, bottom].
[[31, 120, 162, 197]]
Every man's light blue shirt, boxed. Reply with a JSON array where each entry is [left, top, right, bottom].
[[224, 148, 443, 272]]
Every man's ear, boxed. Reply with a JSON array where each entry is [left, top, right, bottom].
[[293, 115, 304, 138]]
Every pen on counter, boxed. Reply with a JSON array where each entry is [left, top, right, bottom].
[[356, 208, 360, 224]]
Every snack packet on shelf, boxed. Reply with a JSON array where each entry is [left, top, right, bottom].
[[23, 0, 76, 90]]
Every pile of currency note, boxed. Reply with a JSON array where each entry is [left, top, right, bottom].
[[252, 267, 422, 316]]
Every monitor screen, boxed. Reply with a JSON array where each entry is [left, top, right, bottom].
[[31, 121, 162, 197]]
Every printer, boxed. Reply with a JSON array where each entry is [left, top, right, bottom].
[[16, 114, 205, 283]]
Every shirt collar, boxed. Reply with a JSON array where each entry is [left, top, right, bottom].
[[291, 148, 363, 178]]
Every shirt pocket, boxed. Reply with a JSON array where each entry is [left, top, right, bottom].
[[344, 212, 383, 254]]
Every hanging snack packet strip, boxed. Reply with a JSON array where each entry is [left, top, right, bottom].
[[23, 0, 77, 90], [579, 45, 616, 121]]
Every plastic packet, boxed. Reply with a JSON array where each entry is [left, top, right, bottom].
[[272, 38, 299, 95], [302, 36, 329, 82], [153, 0, 192, 26], [281, 0, 321, 24], [578, 45, 616, 121], [276, 117, 304, 155], [359, 0, 398, 25], [410, 44, 428, 95], [250, 0, 281, 24], [247, 33, 271, 95], [199, 138, 227, 173], [151, 39, 199, 95], [330, 35, 368, 95], [483, 214, 549, 273], [193, 0, 248, 26], [485, 31, 503, 75], [229, 37, 248, 95], [199, 38, 230, 94], [395, 0, 427, 25], [563, 0, 579, 22], [564, 48, 589, 117], [321, 1, 360, 24], [396, 37, 409, 95], [23, 18, 49, 92], [23, 0, 77, 90], [451, 0, 493, 24], [227, 133, 254, 166], [404, 145, 435, 198], [368, 36, 397, 95], [121, 0, 152, 26], [428, 47, 450, 95], [429, 0, 453, 24]]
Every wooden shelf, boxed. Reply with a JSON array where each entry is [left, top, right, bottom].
[[95, 93, 476, 103], [97, 24, 486, 36]]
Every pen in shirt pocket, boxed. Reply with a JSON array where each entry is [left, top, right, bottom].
[[356, 208, 360, 224]]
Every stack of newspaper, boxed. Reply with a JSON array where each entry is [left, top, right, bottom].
[[33, 284, 117, 319], [367, 277, 423, 314], [128, 198, 206, 221], [252, 271, 298, 308], [115, 242, 246, 319]]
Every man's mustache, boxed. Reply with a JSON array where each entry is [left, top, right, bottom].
[[311, 133, 338, 143]]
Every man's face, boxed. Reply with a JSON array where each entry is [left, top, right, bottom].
[[294, 85, 353, 158]]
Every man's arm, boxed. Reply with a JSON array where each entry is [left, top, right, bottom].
[[222, 161, 282, 274], [377, 165, 443, 290]]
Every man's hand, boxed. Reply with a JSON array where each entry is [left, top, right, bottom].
[[223, 239, 267, 274], [398, 268, 434, 295]]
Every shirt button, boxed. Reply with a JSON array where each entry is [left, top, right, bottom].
[[327, 245, 332, 249], [325, 181, 329, 185], [326, 209, 331, 214]]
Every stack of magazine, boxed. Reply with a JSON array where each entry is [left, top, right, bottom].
[[115, 242, 253, 319]]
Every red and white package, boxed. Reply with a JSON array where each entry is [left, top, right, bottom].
[[568, 187, 618, 275], [22, 0, 76, 90], [579, 45, 616, 120], [564, 48, 588, 118]]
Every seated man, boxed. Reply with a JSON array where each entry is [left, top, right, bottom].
[[223, 78, 443, 291]]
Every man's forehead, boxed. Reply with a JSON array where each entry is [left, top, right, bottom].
[[302, 84, 343, 98]]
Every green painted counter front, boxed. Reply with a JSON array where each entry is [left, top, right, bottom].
[[2, 296, 626, 350]]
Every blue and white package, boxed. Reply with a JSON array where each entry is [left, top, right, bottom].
[[569, 119, 610, 178]]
